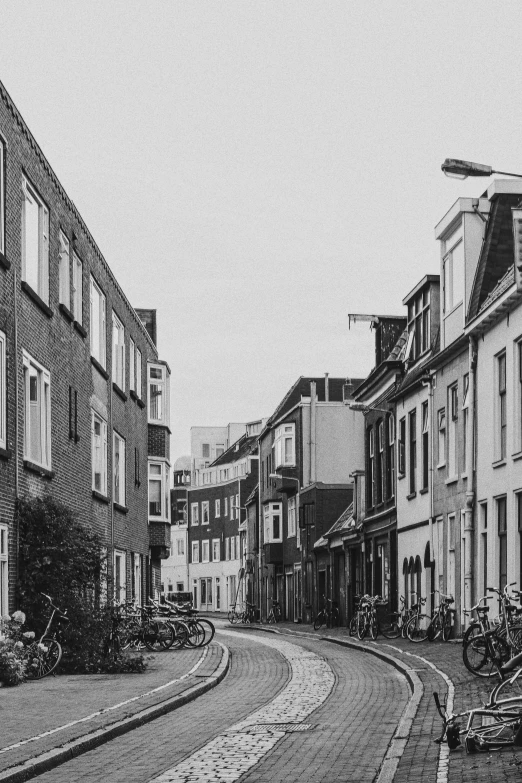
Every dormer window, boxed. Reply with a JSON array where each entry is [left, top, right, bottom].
[[407, 288, 430, 361], [442, 223, 464, 314]]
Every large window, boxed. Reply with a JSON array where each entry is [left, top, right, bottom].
[[497, 496, 507, 591], [113, 432, 126, 506], [387, 415, 395, 498], [421, 401, 429, 490], [149, 364, 169, 424], [23, 351, 51, 469], [22, 176, 49, 304], [0, 524, 7, 619], [274, 423, 295, 468], [442, 223, 464, 313], [407, 288, 430, 360], [90, 276, 106, 367], [91, 411, 107, 495], [202, 501, 209, 525], [264, 502, 282, 543], [408, 410, 416, 495], [114, 550, 126, 603], [438, 409, 446, 466], [112, 312, 125, 390], [288, 495, 297, 537], [448, 385, 458, 477], [0, 330, 5, 450], [398, 418, 406, 476], [191, 503, 199, 526], [58, 231, 71, 310], [72, 252, 83, 325], [498, 353, 507, 460]]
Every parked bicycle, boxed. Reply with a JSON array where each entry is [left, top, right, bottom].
[[267, 600, 282, 624], [379, 595, 412, 639], [427, 591, 454, 642], [24, 593, 69, 680], [462, 592, 513, 678], [405, 596, 430, 642], [313, 596, 340, 631]]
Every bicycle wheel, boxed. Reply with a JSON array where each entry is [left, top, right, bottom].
[[25, 638, 62, 679], [441, 611, 452, 642], [381, 615, 400, 639], [185, 620, 205, 647], [428, 615, 441, 642], [170, 620, 189, 649], [406, 614, 430, 643], [330, 607, 340, 628], [357, 613, 368, 640], [227, 608, 237, 624], [463, 630, 510, 678], [495, 671, 522, 708], [314, 611, 325, 631], [348, 614, 358, 637], [197, 618, 215, 646], [368, 616, 379, 640], [144, 621, 174, 651]]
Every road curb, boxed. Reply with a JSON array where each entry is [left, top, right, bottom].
[[0, 642, 230, 783], [234, 624, 424, 783]]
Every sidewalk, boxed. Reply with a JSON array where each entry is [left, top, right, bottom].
[[0, 640, 228, 783], [239, 621, 522, 783]]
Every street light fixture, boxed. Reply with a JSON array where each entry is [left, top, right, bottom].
[[349, 402, 391, 414], [269, 473, 300, 489], [441, 158, 522, 181]]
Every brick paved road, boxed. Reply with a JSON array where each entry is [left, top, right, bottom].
[[31, 623, 409, 783]]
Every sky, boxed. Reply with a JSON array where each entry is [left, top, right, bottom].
[[2, 1, 522, 460]]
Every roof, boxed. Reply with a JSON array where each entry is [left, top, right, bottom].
[[267, 376, 365, 427], [478, 265, 514, 314], [324, 503, 355, 537], [209, 433, 258, 467], [245, 484, 259, 506]]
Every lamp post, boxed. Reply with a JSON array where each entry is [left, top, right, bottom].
[[349, 402, 391, 414], [441, 158, 522, 180]]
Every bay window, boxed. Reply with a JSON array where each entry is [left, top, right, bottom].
[[148, 363, 169, 424], [22, 175, 49, 303], [274, 423, 295, 468], [23, 351, 51, 469], [113, 431, 126, 506], [148, 460, 169, 519], [91, 411, 107, 495], [264, 502, 282, 543]]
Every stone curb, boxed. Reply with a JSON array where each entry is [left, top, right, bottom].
[[233, 625, 424, 783], [0, 642, 230, 783]]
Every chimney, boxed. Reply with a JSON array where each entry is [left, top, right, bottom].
[[324, 373, 329, 402]]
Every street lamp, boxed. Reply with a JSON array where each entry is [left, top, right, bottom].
[[269, 473, 300, 490], [441, 158, 522, 181], [349, 402, 391, 414]]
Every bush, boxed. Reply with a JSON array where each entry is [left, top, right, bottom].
[[17, 495, 147, 676]]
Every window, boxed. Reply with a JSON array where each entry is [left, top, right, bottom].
[[274, 423, 295, 468], [202, 540, 210, 563], [518, 495, 522, 596], [398, 418, 406, 476], [225, 537, 230, 560], [263, 502, 282, 543], [0, 525, 7, 619], [149, 462, 163, 517], [58, 231, 70, 309], [0, 137, 4, 257], [376, 420, 384, 504], [91, 411, 107, 494], [497, 496, 507, 591], [288, 495, 297, 537], [177, 538, 185, 556], [438, 409, 446, 466], [235, 494, 239, 521], [224, 497, 228, 517], [421, 402, 429, 490], [68, 387, 78, 441], [23, 351, 51, 469], [22, 175, 49, 303], [442, 223, 464, 313], [480, 503, 488, 597], [215, 499, 220, 517], [133, 553, 141, 604], [149, 364, 169, 424], [113, 432, 126, 506], [192, 541, 199, 564], [134, 447, 141, 487], [0, 331, 5, 450], [202, 443, 210, 459], [407, 288, 430, 361], [129, 338, 135, 393], [230, 495, 234, 519], [216, 445, 224, 457], [236, 535, 240, 559], [448, 385, 458, 477], [136, 349, 142, 399], [114, 550, 126, 603], [498, 353, 507, 460], [202, 501, 209, 525], [408, 410, 416, 494], [387, 415, 395, 498], [191, 503, 199, 526], [90, 276, 106, 367], [112, 312, 125, 390], [176, 581, 184, 592], [462, 374, 469, 471], [72, 252, 83, 325], [368, 426, 375, 507], [212, 538, 220, 561]]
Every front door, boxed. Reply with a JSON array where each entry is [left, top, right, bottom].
[[200, 577, 213, 611]]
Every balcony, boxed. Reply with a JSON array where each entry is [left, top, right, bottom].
[[264, 542, 283, 564]]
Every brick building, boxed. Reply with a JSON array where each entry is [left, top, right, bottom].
[[0, 79, 169, 614]]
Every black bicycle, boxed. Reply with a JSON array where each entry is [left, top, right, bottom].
[[314, 596, 340, 630]]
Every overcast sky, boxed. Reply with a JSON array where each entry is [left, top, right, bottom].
[[2, 2, 522, 460]]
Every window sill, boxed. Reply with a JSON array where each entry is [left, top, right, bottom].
[[114, 502, 128, 514], [74, 321, 87, 338], [92, 490, 109, 504], [0, 251, 10, 270], [420, 487, 429, 495], [24, 460, 54, 479], [21, 282, 53, 318], [513, 451, 522, 462], [112, 383, 127, 402], [406, 492, 417, 500], [445, 476, 458, 485], [492, 459, 506, 470], [0, 446, 12, 460], [91, 356, 109, 380], [137, 398, 145, 409], [59, 303, 74, 323]]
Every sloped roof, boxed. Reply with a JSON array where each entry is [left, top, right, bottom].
[[210, 434, 258, 467], [268, 376, 365, 426], [387, 327, 409, 361], [324, 503, 355, 537], [245, 484, 259, 506], [478, 265, 515, 314]]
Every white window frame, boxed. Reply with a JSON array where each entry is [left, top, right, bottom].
[[202, 540, 210, 563], [177, 538, 185, 556], [192, 541, 200, 564], [0, 137, 4, 257], [58, 231, 71, 310], [112, 311, 125, 391], [448, 385, 458, 478], [0, 331, 5, 450], [133, 553, 141, 604], [263, 502, 283, 543], [149, 460, 167, 519], [22, 175, 49, 303], [274, 423, 296, 468], [191, 502, 199, 526], [113, 431, 126, 507], [129, 338, 135, 392], [230, 535, 236, 560], [225, 537, 230, 560], [288, 495, 297, 537], [72, 251, 83, 325], [148, 363, 168, 424], [90, 276, 106, 367], [212, 538, 220, 561], [0, 524, 8, 620], [91, 410, 108, 495], [22, 350, 51, 469], [215, 499, 220, 517], [202, 500, 210, 525], [442, 223, 464, 314], [136, 348, 142, 399], [224, 497, 228, 517], [114, 549, 126, 604]]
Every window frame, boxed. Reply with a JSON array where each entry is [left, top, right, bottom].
[[398, 417, 406, 477], [498, 352, 507, 460], [148, 460, 168, 520], [72, 251, 83, 325], [202, 500, 210, 525], [90, 276, 106, 368], [497, 495, 507, 591], [0, 330, 5, 450], [274, 423, 296, 468], [263, 502, 283, 543], [0, 524, 7, 620], [22, 175, 50, 304], [442, 223, 464, 314], [113, 431, 126, 507], [191, 541, 199, 564], [215, 498, 221, 518], [22, 350, 51, 470], [408, 409, 416, 495], [58, 231, 71, 310], [202, 540, 210, 563], [91, 410, 108, 495], [114, 549, 126, 604], [387, 414, 395, 498], [111, 311, 126, 391], [287, 495, 297, 537], [212, 538, 220, 562], [421, 401, 429, 490], [0, 136, 4, 257], [148, 363, 168, 424], [129, 338, 135, 393], [191, 502, 199, 526]]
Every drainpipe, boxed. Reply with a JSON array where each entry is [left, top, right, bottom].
[[324, 373, 329, 402], [13, 268, 20, 596], [464, 336, 477, 626], [422, 372, 435, 615], [310, 382, 317, 485]]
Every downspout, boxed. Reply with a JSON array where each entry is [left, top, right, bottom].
[[13, 268, 19, 594], [423, 372, 435, 616], [464, 336, 477, 626], [310, 382, 317, 485]]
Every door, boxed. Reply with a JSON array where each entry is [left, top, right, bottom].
[[285, 572, 293, 622], [200, 577, 213, 611]]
